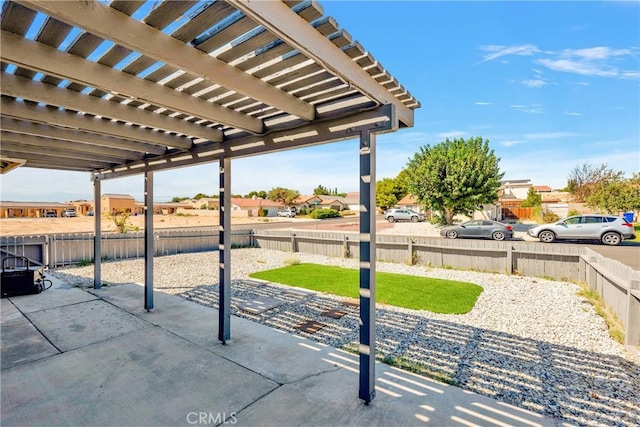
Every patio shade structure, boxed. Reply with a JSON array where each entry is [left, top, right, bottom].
[[0, 0, 420, 404]]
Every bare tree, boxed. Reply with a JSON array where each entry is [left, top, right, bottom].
[[566, 162, 622, 202]]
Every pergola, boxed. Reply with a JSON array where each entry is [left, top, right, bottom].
[[0, 0, 419, 404]]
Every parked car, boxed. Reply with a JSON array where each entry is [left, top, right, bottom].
[[62, 209, 77, 218], [277, 208, 296, 218], [440, 220, 513, 241], [44, 211, 57, 218], [384, 208, 426, 223], [527, 214, 635, 246]]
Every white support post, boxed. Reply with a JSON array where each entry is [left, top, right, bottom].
[[219, 156, 231, 343]]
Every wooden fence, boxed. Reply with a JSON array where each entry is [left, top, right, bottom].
[[0, 229, 254, 268], [253, 230, 584, 279], [2, 228, 638, 345], [580, 248, 640, 345]]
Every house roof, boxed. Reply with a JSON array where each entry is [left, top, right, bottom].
[[0, 1, 418, 178], [397, 194, 419, 205], [0, 201, 73, 208], [231, 197, 283, 208], [101, 193, 135, 199], [533, 185, 553, 192]]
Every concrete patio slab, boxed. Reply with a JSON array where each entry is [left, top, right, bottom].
[[1, 299, 59, 369], [26, 299, 151, 352], [8, 276, 97, 314], [1, 327, 278, 427], [91, 284, 357, 384], [1, 281, 557, 427]]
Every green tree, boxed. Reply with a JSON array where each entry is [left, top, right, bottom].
[[566, 162, 622, 203], [313, 185, 330, 195], [171, 196, 190, 202], [104, 210, 139, 233], [267, 187, 300, 206], [405, 137, 503, 225], [246, 190, 267, 199], [192, 192, 210, 200], [521, 187, 542, 207], [376, 175, 408, 211], [586, 173, 640, 213]]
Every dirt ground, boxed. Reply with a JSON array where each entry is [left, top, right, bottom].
[[0, 215, 278, 236]]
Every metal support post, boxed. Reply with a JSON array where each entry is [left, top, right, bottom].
[[144, 170, 154, 311], [93, 176, 101, 289], [219, 156, 231, 343], [359, 129, 376, 404]]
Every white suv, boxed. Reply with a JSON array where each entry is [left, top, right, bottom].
[[277, 208, 296, 218], [527, 214, 635, 246], [384, 208, 426, 223], [62, 209, 77, 217]]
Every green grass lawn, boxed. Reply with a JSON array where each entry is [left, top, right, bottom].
[[249, 263, 483, 314]]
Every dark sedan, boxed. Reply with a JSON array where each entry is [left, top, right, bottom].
[[440, 220, 513, 241]]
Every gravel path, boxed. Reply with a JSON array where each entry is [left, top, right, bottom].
[[52, 248, 640, 426]]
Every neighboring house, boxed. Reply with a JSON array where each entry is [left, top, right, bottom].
[[292, 195, 323, 212], [317, 198, 346, 211], [231, 197, 284, 217], [71, 200, 93, 216], [499, 179, 532, 203], [186, 197, 219, 210], [396, 194, 425, 213], [101, 194, 136, 213], [342, 192, 360, 211], [0, 201, 74, 218], [133, 201, 192, 215]]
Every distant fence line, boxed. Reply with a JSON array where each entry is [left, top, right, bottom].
[[0, 229, 254, 268], [1, 228, 638, 345]]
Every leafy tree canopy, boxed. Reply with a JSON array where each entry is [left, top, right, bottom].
[[586, 173, 640, 213], [171, 196, 190, 203], [245, 190, 268, 199], [521, 187, 542, 207], [376, 174, 408, 211], [405, 137, 503, 225], [267, 187, 300, 206], [313, 185, 346, 197]]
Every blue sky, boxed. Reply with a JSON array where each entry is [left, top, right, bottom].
[[1, 0, 638, 202]]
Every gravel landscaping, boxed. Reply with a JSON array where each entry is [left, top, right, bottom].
[[51, 248, 640, 426]]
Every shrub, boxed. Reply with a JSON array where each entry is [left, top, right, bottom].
[[543, 212, 560, 223], [568, 209, 580, 216], [530, 206, 544, 223], [257, 208, 268, 217], [309, 208, 340, 219]]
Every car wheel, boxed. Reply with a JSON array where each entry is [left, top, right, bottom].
[[539, 230, 555, 243], [446, 230, 458, 239], [601, 232, 621, 246], [387, 217, 395, 223], [492, 231, 505, 241], [411, 216, 418, 223]]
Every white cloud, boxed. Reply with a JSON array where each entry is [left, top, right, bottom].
[[510, 104, 543, 114], [536, 58, 618, 77], [500, 140, 522, 147], [477, 44, 540, 63], [523, 132, 576, 140], [475, 101, 492, 106], [521, 79, 547, 88], [564, 112, 582, 116]]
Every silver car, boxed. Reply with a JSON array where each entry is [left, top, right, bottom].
[[440, 220, 513, 241], [527, 214, 636, 246], [384, 208, 426, 223]]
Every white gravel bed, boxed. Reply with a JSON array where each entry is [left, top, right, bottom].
[[51, 248, 640, 426]]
